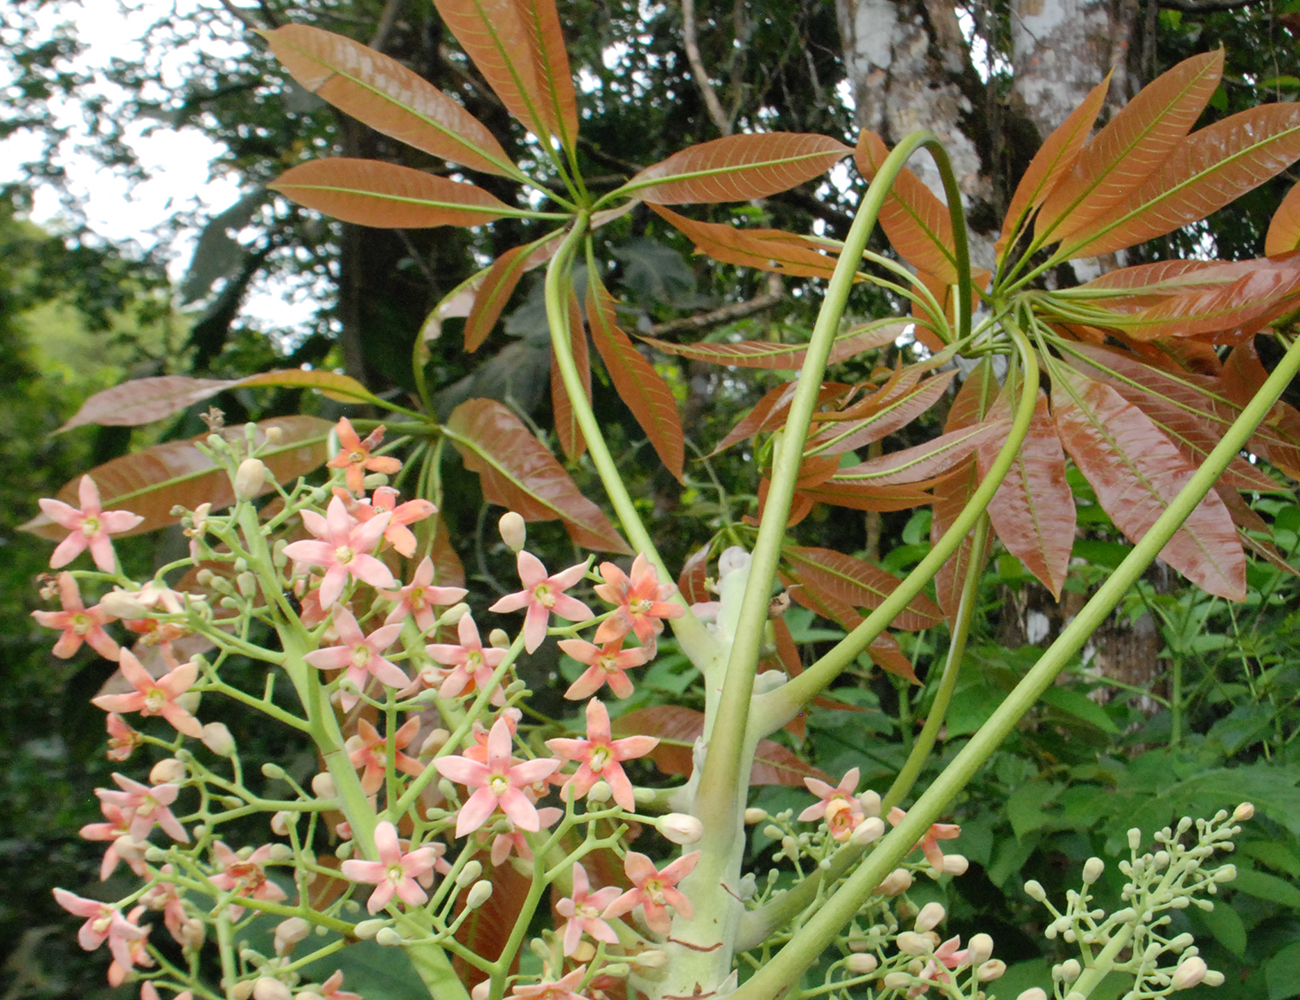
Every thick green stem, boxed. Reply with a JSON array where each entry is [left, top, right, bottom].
[[731, 324, 1300, 1000]]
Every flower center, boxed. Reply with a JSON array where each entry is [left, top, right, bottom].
[[92, 912, 113, 934], [629, 598, 653, 615], [352, 647, 371, 670], [490, 774, 510, 797], [71, 612, 93, 635], [645, 878, 666, 905], [81, 516, 101, 538], [387, 862, 405, 884], [588, 745, 611, 773], [144, 687, 166, 714], [533, 583, 555, 608], [349, 449, 366, 464], [334, 545, 354, 565]]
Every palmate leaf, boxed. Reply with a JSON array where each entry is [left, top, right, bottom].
[[854, 130, 959, 284], [1050, 366, 1245, 600], [550, 292, 589, 461], [269, 158, 512, 228], [444, 398, 630, 552], [636, 319, 906, 371], [976, 389, 1075, 599], [782, 545, 943, 632], [1064, 102, 1300, 259], [513, 0, 579, 151], [431, 0, 559, 141], [1266, 180, 1300, 255], [997, 73, 1111, 262], [586, 273, 685, 481], [626, 133, 851, 204], [20, 416, 333, 540], [649, 204, 838, 278], [1036, 50, 1223, 248], [262, 24, 517, 177]]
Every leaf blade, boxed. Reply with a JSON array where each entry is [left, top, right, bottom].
[[783, 545, 943, 632], [636, 319, 905, 370]]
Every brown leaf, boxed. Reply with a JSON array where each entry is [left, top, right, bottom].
[[677, 544, 712, 605], [269, 158, 512, 228], [783, 546, 943, 632], [463, 240, 539, 352], [649, 204, 839, 278], [805, 370, 957, 457], [829, 419, 1007, 486], [1267, 180, 1300, 256], [513, 0, 579, 150], [863, 633, 919, 684], [628, 133, 851, 204], [711, 381, 854, 455]]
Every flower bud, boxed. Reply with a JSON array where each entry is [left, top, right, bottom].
[[180, 917, 205, 950], [915, 902, 945, 933], [658, 814, 704, 845], [857, 789, 882, 818], [878, 868, 912, 896], [489, 629, 510, 649], [846, 954, 878, 975], [230, 982, 255, 1000], [1016, 991, 1048, 1000], [456, 861, 484, 887], [150, 758, 186, 785], [744, 808, 768, 825], [262, 763, 288, 781], [896, 932, 932, 956], [882, 973, 912, 990], [942, 853, 969, 876], [376, 927, 404, 947], [438, 603, 469, 626], [353, 919, 387, 940], [1172, 957, 1208, 990], [978, 960, 1006, 983], [100, 589, 151, 618], [850, 816, 886, 847], [271, 811, 292, 836], [1024, 879, 1046, 902], [465, 880, 493, 909], [274, 917, 311, 956], [967, 933, 994, 966], [1082, 857, 1105, 884], [1056, 959, 1081, 983], [571, 941, 596, 963], [588, 780, 612, 804], [1214, 865, 1237, 883], [1204, 971, 1225, 987], [253, 978, 292, 1000], [1128, 828, 1142, 851], [311, 773, 337, 799], [1233, 802, 1255, 822], [602, 963, 631, 979], [472, 982, 491, 1000], [268, 844, 293, 863], [201, 722, 236, 757], [234, 458, 268, 501], [237, 572, 258, 598], [419, 728, 450, 756], [498, 512, 527, 552]]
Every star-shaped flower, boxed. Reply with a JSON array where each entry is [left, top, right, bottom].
[[346, 717, 424, 794], [32, 571, 121, 661], [303, 605, 408, 710], [592, 553, 683, 648], [507, 966, 589, 1000], [91, 647, 204, 738], [602, 850, 700, 934], [282, 495, 395, 608], [39, 475, 144, 572], [433, 716, 561, 837], [80, 801, 147, 880], [340, 820, 439, 913], [556, 863, 622, 956], [490, 552, 593, 654], [96, 772, 189, 843], [426, 613, 507, 701], [327, 417, 403, 494], [52, 888, 147, 972], [557, 637, 649, 700], [545, 699, 658, 812], [380, 555, 467, 631], [209, 842, 287, 919], [887, 806, 961, 871]]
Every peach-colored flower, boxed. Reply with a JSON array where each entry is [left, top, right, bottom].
[[304, 605, 408, 711], [545, 699, 658, 811], [91, 648, 203, 738], [96, 772, 189, 843], [328, 418, 402, 494], [346, 718, 424, 794], [433, 716, 561, 837], [887, 806, 961, 870], [593, 553, 683, 648], [282, 495, 395, 608], [39, 475, 143, 572], [209, 842, 287, 919], [556, 863, 621, 956], [105, 713, 142, 761], [558, 637, 649, 700], [32, 571, 121, 660], [340, 820, 439, 913], [490, 552, 592, 654], [53, 888, 147, 971], [603, 851, 700, 934], [380, 555, 467, 631], [507, 966, 589, 1000], [426, 613, 507, 702]]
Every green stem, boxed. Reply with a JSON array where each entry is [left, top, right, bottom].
[[731, 316, 1300, 1000]]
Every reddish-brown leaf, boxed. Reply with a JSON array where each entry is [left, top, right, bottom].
[[805, 370, 957, 457], [513, 0, 579, 151], [855, 130, 959, 283], [262, 24, 516, 177], [677, 543, 712, 605], [1065, 103, 1300, 259], [796, 479, 939, 513], [550, 291, 590, 461], [636, 319, 904, 370], [1037, 51, 1223, 247], [586, 274, 685, 481], [431, 0, 557, 139], [1266, 180, 1300, 256], [430, 513, 467, 588], [997, 73, 1111, 262], [445, 398, 630, 552], [783, 545, 943, 632], [20, 416, 333, 541], [929, 459, 993, 624], [976, 389, 1075, 599], [864, 632, 920, 684], [628, 133, 851, 204], [463, 240, 539, 352], [1050, 366, 1245, 600], [711, 382, 855, 455], [831, 420, 1008, 486], [1221, 340, 1300, 478], [610, 706, 829, 786], [648, 204, 838, 278], [269, 158, 512, 228], [453, 858, 532, 988]]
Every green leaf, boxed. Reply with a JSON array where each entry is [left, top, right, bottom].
[[1040, 685, 1120, 733], [1234, 868, 1300, 909], [1267, 943, 1300, 1000], [1196, 896, 1248, 958], [1240, 841, 1300, 878]]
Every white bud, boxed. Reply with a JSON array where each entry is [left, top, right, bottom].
[[273, 917, 311, 956], [150, 758, 186, 785], [896, 932, 932, 956], [237, 571, 258, 598], [942, 853, 969, 876], [99, 589, 151, 618], [376, 927, 404, 947], [354, 919, 386, 939], [472, 982, 491, 1000], [231, 982, 256, 1000], [1058, 959, 1081, 983], [1016, 991, 1048, 1000], [457, 861, 484, 887], [1171, 957, 1208, 991], [438, 603, 469, 626], [967, 933, 994, 966], [882, 973, 912, 990], [419, 728, 450, 756], [262, 762, 287, 781], [488, 629, 510, 649], [1128, 828, 1142, 851], [915, 902, 946, 933], [744, 808, 768, 825], [1233, 802, 1255, 822], [978, 960, 1006, 983], [270, 811, 292, 836], [234, 458, 268, 501], [498, 512, 527, 552], [1024, 879, 1047, 902], [850, 816, 886, 846], [1083, 857, 1105, 884], [858, 789, 882, 818], [1204, 971, 1225, 987], [763, 825, 784, 840], [201, 722, 236, 757], [634, 950, 668, 969], [588, 780, 612, 804], [311, 772, 337, 799], [268, 844, 293, 863], [1214, 865, 1237, 883], [658, 814, 704, 845], [846, 954, 878, 975], [878, 868, 912, 896], [252, 978, 292, 1000], [465, 880, 493, 909]]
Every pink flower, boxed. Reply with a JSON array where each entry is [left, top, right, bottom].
[[282, 495, 396, 607], [140, 867, 191, 944], [507, 966, 588, 1000], [346, 718, 425, 794], [304, 605, 408, 710], [106, 905, 154, 986], [426, 613, 507, 701], [32, 572, 121, 660], [556, 863, 621, 956], [80, 801, 146, 879], [603, 851, 700, 934], [105, 713, 142, 761], [96, 772, 189, 843], [909, 936, 970, 996], [328, 418, 403, 495], [318, 970, 362, 1000], [380, 555, 467, 630], [592, 553, 683, 648], [545, 699, 658, 812], [52, 888, 148, 971], [558, 637, 649, 700], [433, 716, 561, 837], [887, 807, 961, 871], [371, 486, 437, 557], [340, 820, 439, 913], [488, 807, 562, 867], [209, 842, 287, 919], [489, 552, 593, 654], [91, 647, 204, 738], [39, 475, 144, 572], [800, 768, 865, 841]]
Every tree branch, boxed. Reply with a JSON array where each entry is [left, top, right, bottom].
[[1157, 0, 1265, 11], [368, 0, 405, 52], [646, 291, 783, 336], [680, 0, 733, 135]]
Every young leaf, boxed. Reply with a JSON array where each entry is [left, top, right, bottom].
[[711, 381, 854, 455], [997, 73, 1111, 262], [1064, 102, 1300, 259], [431, 0, 558, 140], [262, 24, 517, 177], [269, 158, 512, 228], [678, 543, 713, 605], [864, 633, 920, 684], [1036, 50, 1223, 247], [1266, 180, 1300, 255], [636, 319, 905, 370], [513, 0, 579, 152], [20, 416, 333, 540], [831, 420, 1008, 486], [804, 370, 957, 457], [463, 240, 542, 352], [976, 389, 1075, 599], [444, 397, 630, 552], [855, 130, 959, 284], [1221, 340, 1300, 478], [550, 291, 590, 461], [930, 459, 993, 624], [586, 274, 685, 481], [783, 545, 944, 632], [649, 204, 838, 278], [1050, 366, 1245, 600], [627, 133, 851, 204], [794, 478, 939, 513]]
